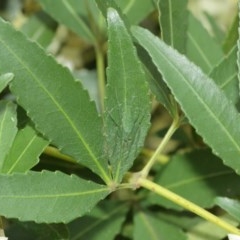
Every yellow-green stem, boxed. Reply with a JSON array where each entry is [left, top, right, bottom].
[[95, 45, 105, 112], [44, 146, 76, 163], [140, 119, 179, 178], [139, 178, 240, 236]]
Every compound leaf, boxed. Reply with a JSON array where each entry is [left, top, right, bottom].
[[0, 171, 110, 223], [104, 8, 151, 182], [0, 18, 110, 183], [132, 26, 240, 174], [2, 124, 49, 174]]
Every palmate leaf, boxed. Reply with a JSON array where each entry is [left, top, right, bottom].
[[132, 26, 240, 174], [0, 171, 110, 223], [104, 8, 151, 182], [133, 210, 187, 240], [157, 0, 188, 53], [38, 0, 98, 43], [0, 18, 111, 183], [69, 201, 127, 240], [148, 150, 240, 210], [2, 124, 49, 174], [0, 73, 14, 93], [0, 101, 17, 169]]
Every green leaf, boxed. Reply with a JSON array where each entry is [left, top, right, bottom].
[[223, 14, 238, 54], [132, 26, 240, 174], [187, 214, 238, 240], [215, 197, 240, 222], [136, 44, 176, 117], [2, 124, 49, 174], [21, 11, 56, 48], [38, 0, 98, 43], [0, 72, 14, 93], [157, 0, 188, 53], [0, 171, 110, 223], [186, 13, 224, 73], [69, 201, 127, 240], [133, 210, 187, 240], [5, 220, 69, 240], [0, 101, 17, 169], [0, 18, 110, 183], [148, 150, 240, 210], [117, 0, 154, 24], [104, 8, 151, 182], [210, 46, 238, 104]]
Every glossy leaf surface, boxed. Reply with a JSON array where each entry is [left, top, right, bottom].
[[2, 124, 49, 173], [132, 26, 240, 174], [0, 18, 110, 183], [69, 201, 127, 240], [0, 171, 110, 223], [158, 0, 188, 53], [148, 150, 240, 210], [104, 8, 151, 182], [0, 101, 17, 169], [0, 73, 14, 93], [133, 210, 187, 240], [186, 14, 224, 73]]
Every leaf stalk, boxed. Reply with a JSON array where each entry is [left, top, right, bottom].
[[138, 178, 240, 236]]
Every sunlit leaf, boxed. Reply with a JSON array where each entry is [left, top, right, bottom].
[[132, 26, 240, 174], [0, 171, 110, 223], [2, 124, 49, 174], [0, 18, 110, 183], [104, 8, 151, 182]]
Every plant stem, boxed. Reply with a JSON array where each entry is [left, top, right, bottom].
[[140, 119, 179, 178], [139, 178, 240, 236], [44, 146, 76, 163], [95, 44, 105, 112]]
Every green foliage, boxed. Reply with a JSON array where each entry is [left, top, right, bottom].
[[0, 0, 239, 239]]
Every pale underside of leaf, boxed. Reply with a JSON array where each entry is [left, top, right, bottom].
[[132, 26, 240, 174]]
